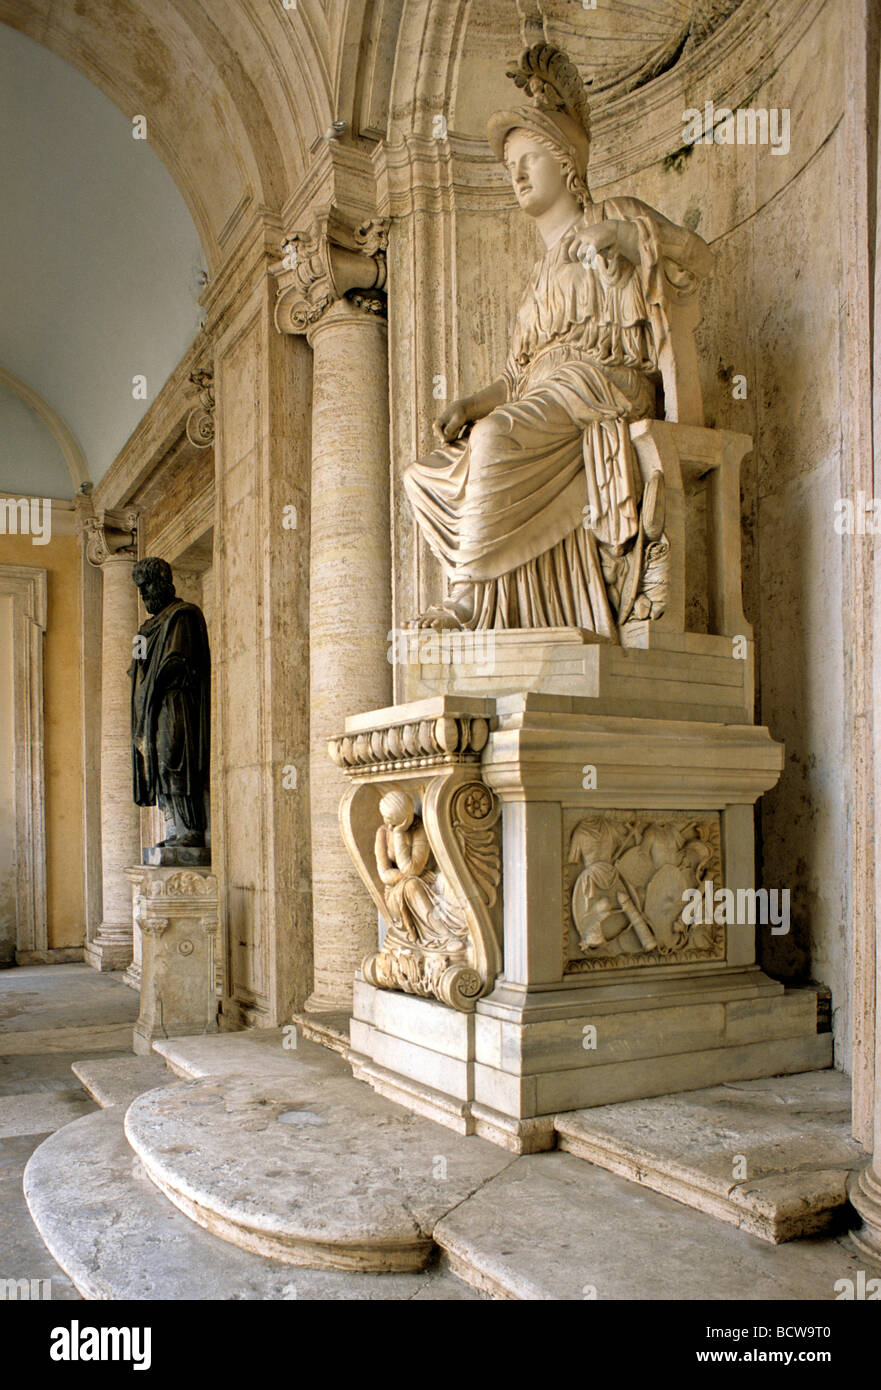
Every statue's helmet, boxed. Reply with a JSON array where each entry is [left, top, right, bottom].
[[487, 44, 591, 189]]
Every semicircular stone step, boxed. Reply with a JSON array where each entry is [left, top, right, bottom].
[[123, 1070, 514, 1272], [23, 1108, 482, 1300]]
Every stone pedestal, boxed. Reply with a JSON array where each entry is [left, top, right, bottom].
[[126, 866, 219, 1056], [332, 693, 831, 1152], [331, 415, 834, 1150]]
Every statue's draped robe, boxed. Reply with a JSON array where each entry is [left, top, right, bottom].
[[404, 197, 710, 635], [130, 599, 210, 832]]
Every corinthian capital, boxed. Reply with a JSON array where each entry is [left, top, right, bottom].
[[272, 209, 388, 335]]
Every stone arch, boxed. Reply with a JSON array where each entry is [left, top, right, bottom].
[[0, 0, 339, 271], [0, 365, 90, 492]]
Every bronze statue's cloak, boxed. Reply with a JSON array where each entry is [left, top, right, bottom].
[[129, 599, 210, 826]]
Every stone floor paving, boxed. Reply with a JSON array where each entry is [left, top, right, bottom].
[[3, 962, 881, 1301]]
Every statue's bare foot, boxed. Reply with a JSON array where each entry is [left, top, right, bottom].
[[410, 604, 466, 631]]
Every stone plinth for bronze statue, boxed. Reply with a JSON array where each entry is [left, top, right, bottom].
[[126, 866, 219, 1056], [328, 44, 832, 1150]]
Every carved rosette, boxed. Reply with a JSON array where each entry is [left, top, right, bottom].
[[331, 714, 501, 1011], [185, 368, 215, 449], [272, 211, 389, 334]]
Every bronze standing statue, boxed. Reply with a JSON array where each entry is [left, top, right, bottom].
[[129, 557, 211, 852]]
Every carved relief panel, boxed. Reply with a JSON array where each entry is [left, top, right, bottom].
[[564, 810, 723, 972]]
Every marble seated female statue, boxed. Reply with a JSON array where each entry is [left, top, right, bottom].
[[405, 45, 713, 639]]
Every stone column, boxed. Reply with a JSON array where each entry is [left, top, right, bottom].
[[852, 728, 881, 1256], [83, 515, 141, 971], [275, 213, 392, 1011]]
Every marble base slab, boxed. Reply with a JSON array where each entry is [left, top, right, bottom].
[[400, 627, 753, 723], [143, 845, 211, 867], [554, 1070, 865, 1242], [350, 977, 832, 1152]]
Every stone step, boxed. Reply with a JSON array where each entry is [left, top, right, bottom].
[[122, 1057, 515, 1272], [433, 1151, 871, 1301], [23, 1032, 873, 1300], [71, 1056, 170, 1109], [23, 1108, 482, 1300], [0, 964, 138, 1057], [151, 1028, 301, 1079], [290, 1010, 351, 1059], [554, 1070, 867, 1243]]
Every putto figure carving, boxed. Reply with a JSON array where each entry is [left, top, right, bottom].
[[129, 557, 211, 850], [352, 779, 502, 1011], [405, 44, 712, 638], [373, 788, 467, 953]]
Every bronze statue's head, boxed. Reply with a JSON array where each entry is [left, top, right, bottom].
[[133, 556, 176, 615]]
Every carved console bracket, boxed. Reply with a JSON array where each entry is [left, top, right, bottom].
[[185, 368, 215, 449], [272, 209, 389, 334], [329, 708, 502, 1011], [82, 507, 139, 567]]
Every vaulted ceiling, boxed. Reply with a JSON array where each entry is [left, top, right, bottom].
[[0, 22, 203, 492], [0, 0, 786, 496]]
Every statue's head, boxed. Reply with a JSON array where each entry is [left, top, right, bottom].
[[503, 129, 583, 219], [132, 556, 176, 615], [488, 45, 591, 215], [379, 788, 415, 831]]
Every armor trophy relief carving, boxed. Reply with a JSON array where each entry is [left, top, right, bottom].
[[566, 812, 723, 970], [332, 44, 830, 1150]]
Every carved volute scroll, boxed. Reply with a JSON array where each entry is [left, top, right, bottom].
[[272, 210, 389, 335], [185, 368, 215, 449], [82, 509, 138, 567], [330, 714, 502, 1011]]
